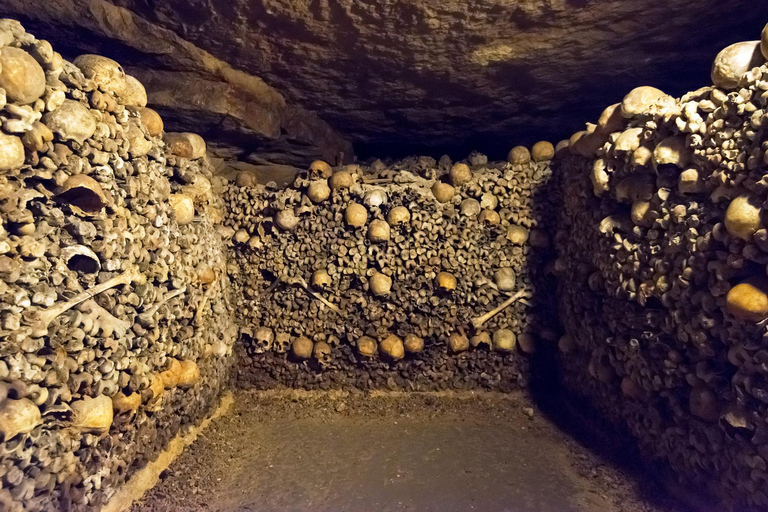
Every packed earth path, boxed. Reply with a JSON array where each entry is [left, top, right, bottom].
[[132, 390, 690, 512]]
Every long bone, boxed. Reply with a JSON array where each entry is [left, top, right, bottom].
[[471, 289, 532, 330], [30, 267, 143, 337], [287, 277, 346, 318], [136, 286, 187, 326], [194, 277, 219, 325]]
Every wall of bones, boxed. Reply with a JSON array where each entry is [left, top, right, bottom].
[[0, 20, 237, 511], [555, 30, 768, 509], [226, 150, 559, 391]]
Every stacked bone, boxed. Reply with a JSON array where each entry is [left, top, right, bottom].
[[225, 147, 559, 391], [0, 20, 236, 512], [555, 23, 768, 509]]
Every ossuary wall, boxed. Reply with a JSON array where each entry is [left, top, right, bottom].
[[6, 9, 768, 512], [0, 21, 236, 511], [225, 150, 559, 391], [555, 34, 768, 509]]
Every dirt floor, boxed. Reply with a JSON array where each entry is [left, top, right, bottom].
[[132, 390, 690, 512]]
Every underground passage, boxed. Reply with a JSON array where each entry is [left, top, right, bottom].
[[1, 2, 768, 511]]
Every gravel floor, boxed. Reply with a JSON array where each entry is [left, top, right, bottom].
[[132, 390, 691, 512]]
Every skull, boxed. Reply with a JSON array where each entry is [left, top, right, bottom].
[[364, 189, 388, 207], [313, 341, 332, 368], [254, 327, 274, 354], [308, 160, 332, 179], [273, 332, 291, 354], [311, 269, 332, 291]]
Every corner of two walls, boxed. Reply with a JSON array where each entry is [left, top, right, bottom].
[[0, 13, 561, 503], [3, 8, 768, 512]]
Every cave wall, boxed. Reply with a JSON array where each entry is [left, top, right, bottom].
[[226, 151, 559, 391], [24, 0, 768, 160], [0, 0, 764, 161], [3, 3, 768, 510], [0, 13, 564, 511], [0, 21, 237, 511], [0, 0, 354, 169], [554, 37, 768, 508]]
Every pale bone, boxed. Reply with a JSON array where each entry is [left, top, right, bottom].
[[194, 275, 219, 325], [259, 279, 281, 298], [31, 267, 142, 337], [363, 177, 417, 185], [471, 289, 532, 329], [79, 299, 131, 339], [138, 286, 187, 321], [287, 277, 345, 317]]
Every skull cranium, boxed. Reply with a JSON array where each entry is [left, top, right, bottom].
[[313, 341, 332, 368], [254, 327, 274, 354], [273, 332, 291, 354]]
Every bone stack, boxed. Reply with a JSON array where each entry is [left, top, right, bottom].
[[555, 23, 768, 509], [0, 20, 236, 511], [225, 149, 559, 391]]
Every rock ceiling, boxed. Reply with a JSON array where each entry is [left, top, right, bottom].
[[1, 0, 765, 162]]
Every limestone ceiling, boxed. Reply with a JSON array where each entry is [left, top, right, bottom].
[[2, 0, 766, 161]]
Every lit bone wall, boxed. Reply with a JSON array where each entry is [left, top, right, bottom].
[[0, 20, 236, 511], [226, 150, 559, 391]]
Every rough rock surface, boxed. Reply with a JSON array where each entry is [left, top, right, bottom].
[[5, 0, 761, 160], [0, 0, 353, 168]]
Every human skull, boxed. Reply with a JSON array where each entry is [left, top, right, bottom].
[[275, 209, 299, 231], [329, 170, 354, 190], [448, 332, 469, 353], [254, 327, 274, 354], [369, 272, 392, 296], [494, 268, 516, 292], [480, 192, 497, 210], [311, 269, 332, 291], [357, 336, 377, 358], [470, 332, 492, 349], [0, 398, 41, 441], [364, 189, 388, 207], [292, 336, 313, 360], [432, 182, 455, 203], [367, 220, 391, 243], [460, 198, 480, 217], [379, 335, 404, 360], [42, 99, 96, 144], [309, 160, 332, 179], [313, 341, 332, 367], [0, 47, 46, 104], [307, 180, 330, 203], [387, 206, 411, 226], [345, 202, 368, 227], [435, 272, 457, 292], [449, 163, 472, 185], [711, 41, 764, 90], [273, 332, 291, 353], [73, 54, 126, 96]]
